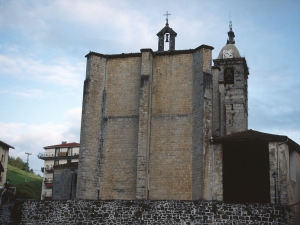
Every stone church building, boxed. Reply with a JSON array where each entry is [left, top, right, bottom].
[[76, 20, 300, 210]]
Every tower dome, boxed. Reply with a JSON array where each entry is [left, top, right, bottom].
[[217, 21, 241, 59]]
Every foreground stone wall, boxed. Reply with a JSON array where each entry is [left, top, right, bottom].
[[19, 200, 299, 225]]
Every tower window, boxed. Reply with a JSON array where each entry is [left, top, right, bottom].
[[224, 68, 234, 84]]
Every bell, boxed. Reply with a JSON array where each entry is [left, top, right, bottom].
[[165, 33, 169, 42]]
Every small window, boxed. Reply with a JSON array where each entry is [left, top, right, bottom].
[[55, 148, 60, 157], [290, 151, 296, 182], [224, 68, 234, 85], [67, 147, 73, 156]]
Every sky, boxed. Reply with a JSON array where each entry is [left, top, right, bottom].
[[1, 0, 300, 175]]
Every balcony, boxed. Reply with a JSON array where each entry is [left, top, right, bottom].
[[44, 178, 53, 187], [44, 165, 54, 173], [38, 152, 79, 160]]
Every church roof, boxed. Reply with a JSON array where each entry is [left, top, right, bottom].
[[214, 129, 287, 142], [217, 44, 241, 59], [213, 129, 300, 152], [157, 25, 177, 36], [44, 142, 80, 149], [156, 19, 177, 36]]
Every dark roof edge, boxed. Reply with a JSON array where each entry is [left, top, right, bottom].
[[44, 142, 80, 149], [194, 44, 214, 51], [85, 51, 141, 59], [214, 137, 288, 143], [287, 138, 300, 153], [0, 140, 14, 149], [213, 129, 300, 153], [86, 44, 214, 59], [213, 57, 247, 62], [140, 48, 154, 56]]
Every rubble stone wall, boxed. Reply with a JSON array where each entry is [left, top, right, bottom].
[[19, 200, 299, 225]]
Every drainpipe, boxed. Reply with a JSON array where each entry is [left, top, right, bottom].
[[275, 139, 288, 204]]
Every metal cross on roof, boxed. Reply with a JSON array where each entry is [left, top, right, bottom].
[[164, 11, 171, 20]]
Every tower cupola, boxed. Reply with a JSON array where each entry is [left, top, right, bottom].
[[217, 21, 241, 59], [157, 11, 177, 52]]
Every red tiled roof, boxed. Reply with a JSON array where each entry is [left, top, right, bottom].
[[44, 142, 80, 149]]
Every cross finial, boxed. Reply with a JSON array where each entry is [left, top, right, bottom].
[[164, 11, 171, 26], [164, 11, 171, 20], [229, 20, 232, 31]]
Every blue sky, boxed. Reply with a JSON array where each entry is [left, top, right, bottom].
[[1, 0, 300, 175]]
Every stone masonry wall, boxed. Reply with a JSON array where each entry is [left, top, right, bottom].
[[136, 49, 153, 200], [150, 53, 194, 200], [100, 56, 141, 200], [19, 200, 298, 225], [78, 46, 221, 201], [213, 58, 248, 136], [77, 55, 107, 200]]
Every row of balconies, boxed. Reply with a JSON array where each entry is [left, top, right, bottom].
[[38, 152, 78, 159]]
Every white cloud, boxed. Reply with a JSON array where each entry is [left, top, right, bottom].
[[1, 89, 44, 99], [0, 55, 84, 87], [0, 107, 81, 175]]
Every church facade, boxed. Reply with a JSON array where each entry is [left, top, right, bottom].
[[76, 20, 300, 209]]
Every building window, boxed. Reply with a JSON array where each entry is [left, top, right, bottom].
[[224, 68, 234, 85], [290, 150, 296, 182], [1, 155, 4, 162], [55, 148, 60, 157], [54, 160, 59, 166], [68, 147, 73, 156]]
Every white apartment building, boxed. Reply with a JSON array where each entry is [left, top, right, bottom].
[[38, 141, 79, 200], [0, 140, 14, 188]]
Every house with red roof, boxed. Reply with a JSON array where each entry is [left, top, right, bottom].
[[38, 141, 79, 200]]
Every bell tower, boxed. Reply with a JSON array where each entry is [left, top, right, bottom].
[[157, 11, 177, 52], [213, 21, 249, 136]]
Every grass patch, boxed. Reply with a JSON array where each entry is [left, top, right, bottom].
[[6, 164, 43, 199]]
